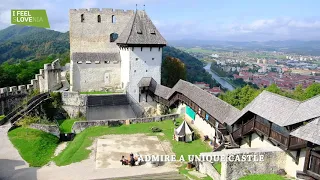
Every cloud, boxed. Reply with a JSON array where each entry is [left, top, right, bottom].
[[154, 17, 320, 41]]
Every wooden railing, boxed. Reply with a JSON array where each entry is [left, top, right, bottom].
[[306, 151, 320, 179], [231, 118, 307, 150]]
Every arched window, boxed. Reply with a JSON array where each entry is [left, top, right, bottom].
[[81, 14, 84, 22], [97, 15, 101, 23], [110, 33, 118, 42], [112, 15, 116, 23]]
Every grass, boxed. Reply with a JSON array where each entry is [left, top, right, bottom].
[[239, 174, 286, 180], [57, 119, 79, 133], [54, 118, 212, 166], [8, 127, 59, 167], [213, 162, 221, 174], [80, 91, 122, 95], [179, 164, 213, 180]]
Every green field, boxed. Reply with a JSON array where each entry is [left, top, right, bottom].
[[57, 119, 79, 133], [54, 118, 211, 166], [239, 174, 286, 180], [8, 127, 59, 167]]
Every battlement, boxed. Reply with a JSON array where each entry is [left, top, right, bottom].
[[69, 8, 135, 15], [0, 59, 62, 97]]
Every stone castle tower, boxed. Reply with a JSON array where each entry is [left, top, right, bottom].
[[69, 8, 166, 102]]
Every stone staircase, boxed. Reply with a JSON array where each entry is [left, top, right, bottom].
[[95, 171, 187, 180], [10, 93, 50, 125]]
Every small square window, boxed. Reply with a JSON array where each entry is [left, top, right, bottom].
[[146, 70, 148, 72], [136, 58, 138, 61], [152, 58, 155, 60], [134, 70, 136, 72], [105, 61, 110, 64], [95, 61, 100, 64], [77, 61, 83, 64], [150, 47, 152, 51], [85, 61, 91, 64]]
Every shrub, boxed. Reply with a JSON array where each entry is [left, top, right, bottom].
[[50, 92, 62, 108], [16, 116, 40, 127], [151, 127, 162, 132]]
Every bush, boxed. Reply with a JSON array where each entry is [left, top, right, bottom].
[[151, 127, 162, 133], [16, 116, 40, 127], [50, 92, 62, 108]]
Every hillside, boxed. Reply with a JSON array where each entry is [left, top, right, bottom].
[[0, 25, 217, 88], [0, 25, 69, 64]]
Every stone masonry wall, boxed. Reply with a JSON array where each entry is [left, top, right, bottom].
[[60, 91, 87, 118], [29, 123, 60, 137], [0, 59, 62, 115], [71, 113, 179, 133], [200, 148, 286, 180]]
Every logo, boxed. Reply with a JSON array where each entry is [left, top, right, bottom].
[[11, 10, 50, 28]]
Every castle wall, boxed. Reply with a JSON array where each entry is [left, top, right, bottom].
[[71, 60, 121, 92], [120, 47, 130, 89], [240, 132, 306, 178], [69, 8, 134, 54], [60, 91, 87, 118], [127, 47, 162, 102], [0, 59, 62, 115]]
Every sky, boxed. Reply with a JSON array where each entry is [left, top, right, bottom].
[[1, 0, 320, 41]]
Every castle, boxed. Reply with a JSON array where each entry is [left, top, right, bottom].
[[69, 8, 166, 102]]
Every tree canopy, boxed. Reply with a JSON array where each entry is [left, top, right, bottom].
[[219, 83, 320, 110], [161, 56, 187, 88]]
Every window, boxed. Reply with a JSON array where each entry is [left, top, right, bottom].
[[132, 47, 134, 51], [97, 15, 101, 23], [146, 70, 148, 72], [141, 47, 143, 51], [158, 47, 161, 51], [136, 58, 138, 61], [77, 61, 83, 64], [95, 61, 100, 64], [134, 70, 136, 72], [112, 15, 116, 23], [110, 33, 118, 42], [145, 61, 146, 63], [104, 61, 110, 64], [85, 61, 91, 64], [152, 58, 155, 60], [81, 14, 84, 22], [150, 47, 152, 51], [150, 29, 156, 34]]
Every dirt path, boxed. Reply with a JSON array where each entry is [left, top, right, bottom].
[[0, 125, 177, 180]]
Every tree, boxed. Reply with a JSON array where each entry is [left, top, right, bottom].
[[161, 56, 187, 88]]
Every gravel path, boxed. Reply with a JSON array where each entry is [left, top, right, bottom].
[[0, 125, 177, 180]]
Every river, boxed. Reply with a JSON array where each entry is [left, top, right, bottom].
[[204, 63, 235, 91]]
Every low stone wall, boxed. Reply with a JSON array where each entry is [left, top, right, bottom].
[[72, 113, 179, 133], [29, 123, 60, 137], [200, 147, 286, 180], [199, 162, 221, 180]]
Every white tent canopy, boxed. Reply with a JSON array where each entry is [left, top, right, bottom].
[[175, 121, 194, 142]]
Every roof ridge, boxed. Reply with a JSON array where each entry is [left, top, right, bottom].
[[125, 11, 137, 44]]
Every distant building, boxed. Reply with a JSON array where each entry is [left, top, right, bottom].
[[207, 87, 222, 96]]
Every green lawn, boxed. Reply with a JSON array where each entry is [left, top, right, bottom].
[[80, 91, 122, 95], [239, 174, 286, 180], [57, 119, 79, 133], [213, 162, 221, 174], [179, 164, 213, 180], [8, 127, 59, 167], [54, 119, 212, 166]]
